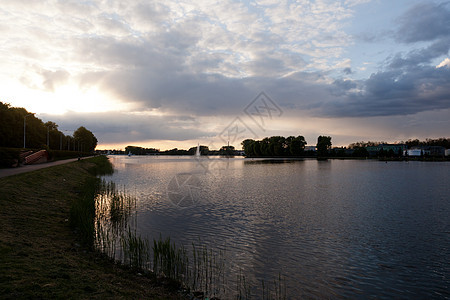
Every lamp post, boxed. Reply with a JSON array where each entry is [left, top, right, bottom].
[[23, 113, 34, 148], [62, 129, 73, 151], [46, 125, 50, 148]]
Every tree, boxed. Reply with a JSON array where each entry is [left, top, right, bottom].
[[269, 136, 285, 156], [241, 139, 255, 156], [0, 101, 100, 151], [352, 147, 369, 157], [289, 135, 307, 156], [44, 121, 62, 150], [73, 126, 97, 152], [241, 135, 307, 157], [317, 136, 332, 157], [219, 145, 235, 156], [260, 137, 271, 156]]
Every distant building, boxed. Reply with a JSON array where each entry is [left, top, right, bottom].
[[365, 146, 379, 156], [408, 146, 445, 157], [380, 144, 407, 154], [405, 149, 422, 156], [366, 144, 406, 156], [305, 146, 316, 152], [445, 149, 450, 157]]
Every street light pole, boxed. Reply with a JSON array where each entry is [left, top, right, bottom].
[[62, 129, 73, 151], [23, 113, 34, 148]]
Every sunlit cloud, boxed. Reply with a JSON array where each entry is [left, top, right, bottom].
[[436, 58, 450, 68]]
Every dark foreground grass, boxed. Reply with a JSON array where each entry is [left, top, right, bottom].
[[0, 156, 181, 299]]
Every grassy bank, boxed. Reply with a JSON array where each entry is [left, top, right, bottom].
[[0, 156, 181, 299]]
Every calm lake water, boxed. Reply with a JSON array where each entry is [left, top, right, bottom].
[[104, 156, 449, 298]]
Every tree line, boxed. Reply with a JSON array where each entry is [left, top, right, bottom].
[[124, 135, 333, 158], [241, 135, 333, 157], [0, 102, 97, 152], [348, 138, 450, 149], [125, 145, 237, 156]]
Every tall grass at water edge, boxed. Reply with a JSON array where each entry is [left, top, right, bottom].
[[69, 156, 114, 248], [94, 181, 286, 299], [70, 158, 287, 299]]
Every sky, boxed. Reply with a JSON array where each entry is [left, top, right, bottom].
[[1, 0, 449, 150]]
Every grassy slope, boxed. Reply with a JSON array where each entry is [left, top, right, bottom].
[[0, 156, 180, 299]]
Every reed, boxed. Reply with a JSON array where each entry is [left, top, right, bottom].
[[93, 179, 138, 261], [152, 235, 188, 281], [69, 176, 98, 248], [95, 180, 136, 231], [260, 273, 287, 300], [122, 228, 150, 270], [190, 242, 226, 297], [69, 156, 114, 248], [236, 270, 251, 300], [92, 176, 287, 299]]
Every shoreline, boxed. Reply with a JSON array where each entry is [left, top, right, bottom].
[[109, 153, 450, 161], [0, 156, 181, 299]]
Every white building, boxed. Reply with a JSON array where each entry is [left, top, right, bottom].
[[405, 149, 422, 156]]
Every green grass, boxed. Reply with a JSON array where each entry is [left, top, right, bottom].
[[0, 156, 181, 299]]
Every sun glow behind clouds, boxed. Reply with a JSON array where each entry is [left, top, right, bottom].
[[3, 81, 132, 115]]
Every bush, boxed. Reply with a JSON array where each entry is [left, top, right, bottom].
[[48, 150, 93, 161], [0, 147, 21, 168]]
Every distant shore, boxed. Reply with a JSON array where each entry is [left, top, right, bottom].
[[112, 153, 450, 161]]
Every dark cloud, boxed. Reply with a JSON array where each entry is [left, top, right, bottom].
[[388, 37, 450, 69], [89, 58, 450, 120], [395, 2, 450, 43], [45, 111, 214, 144], [315, 1, 450, 118], [330, 79, 358, 96], [323, 65, 450, 117], [99, 69, 253, 115], [64, 0, 450, 123], [342, 67, 353, 75], [388, 2, 450, 70]]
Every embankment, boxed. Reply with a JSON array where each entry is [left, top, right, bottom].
[[0, 156, 180, 299]]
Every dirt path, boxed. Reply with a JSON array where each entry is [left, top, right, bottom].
[[0, 156, 92, 178]]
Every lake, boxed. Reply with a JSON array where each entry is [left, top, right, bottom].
[[103, 156, 449, 298]]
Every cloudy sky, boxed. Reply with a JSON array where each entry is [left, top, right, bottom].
[[1, 0, 449, 150]]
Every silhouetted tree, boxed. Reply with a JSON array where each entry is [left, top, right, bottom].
[[0, 101, 97, 151], [352, 147, 369, 157], [241, 139, 255, 156], [73, 126, 97, 152], [317, 136, 332, 157], [348, 141, 386, 148], [219, 145, 235, 156], [289, 135, 307, 155], [241, 135, 307, 157]]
